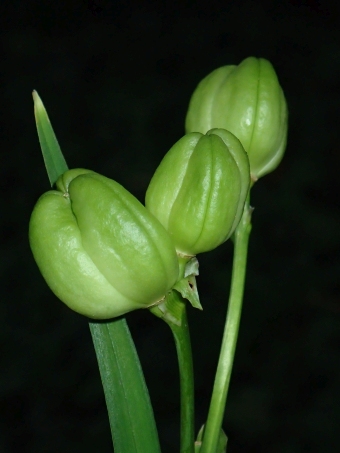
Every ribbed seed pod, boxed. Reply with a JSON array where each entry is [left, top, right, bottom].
[[185, 57, 288, 180], [145, 129, 250, 256], [29, 169, 179, 319]]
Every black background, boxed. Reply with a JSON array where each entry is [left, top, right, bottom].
[[1, 1, 340, 452]]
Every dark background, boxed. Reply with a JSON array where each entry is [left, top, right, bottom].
[[1, 1, 340, 452]]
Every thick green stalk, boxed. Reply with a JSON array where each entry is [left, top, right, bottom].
[[170, 297, 195, 453], [150, 290, 195, 453], [200, 197, 252, 453]]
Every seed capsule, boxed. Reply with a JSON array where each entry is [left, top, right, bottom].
[[29, 169, 179, 319], [185, 57, 288, 180], [145, 129, 250, 256]]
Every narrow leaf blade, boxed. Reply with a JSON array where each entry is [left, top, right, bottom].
[[90, 319, 161, 453], [32, 90, 68, 186]]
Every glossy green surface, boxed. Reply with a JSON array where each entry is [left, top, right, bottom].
[[185, 57, 288, 179], [29, 169, 179, 319], [145, 130, 250, 255]]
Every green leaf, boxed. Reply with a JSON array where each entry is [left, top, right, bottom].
[[33, 91, 161, 453], [32, 90, 68, 186], [90, 320, 161, 453]]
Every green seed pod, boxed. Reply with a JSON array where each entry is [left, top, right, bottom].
[[29, 169, 179, 319], [185, 56, 288, 180], [145, 129, 250, 256]]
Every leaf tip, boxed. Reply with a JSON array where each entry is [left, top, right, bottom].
[[32, 90, 45, 113]]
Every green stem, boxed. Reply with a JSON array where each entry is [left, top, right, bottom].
[[200, 197, 252, 453], [150, 291, 195, 453], [170, 297, 195, 453]]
